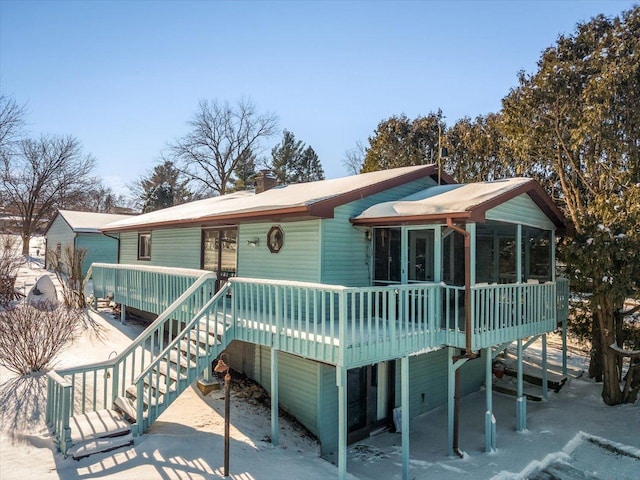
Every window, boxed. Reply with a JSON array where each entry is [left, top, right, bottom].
[[523, 227, 552, 282], [373, 228, 401, 284], [138, 232, 151, 260]]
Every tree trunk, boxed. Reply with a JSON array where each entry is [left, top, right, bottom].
[[601, 344, 623, 405], [21, 233, 30, 255], [589, 316, 603, 382]]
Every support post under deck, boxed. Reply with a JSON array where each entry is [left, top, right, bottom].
[[485, 347, 496, 452], [337, 366, 347, 480], [120, 304, 126, 325], [401, 355, 410, 480], [516, 339, 526, 431], [271, 348, 279, 446], [541, 334, 548, 400]]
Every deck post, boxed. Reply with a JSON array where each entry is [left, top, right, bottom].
[[401, 355, 410, 480], [541, 334, 548, 400], [337, 365, 347, 480], [120, 303, 126, 325], [485, 346, 496, 452], [271, 348, 279, 446], [516, 339, 526, 431], [562, 314, 568, 377]]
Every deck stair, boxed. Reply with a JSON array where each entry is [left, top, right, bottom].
[[113, 305, 231, 427], [47, 270, 232, 458], [66, 409, 133, 460]]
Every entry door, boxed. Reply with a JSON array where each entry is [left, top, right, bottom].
[[407, 229, 435, 283], [347, 362, 394, 443]]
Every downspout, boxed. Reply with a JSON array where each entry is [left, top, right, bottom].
[[445, 218, 473, 354], [102, 232, 121, 263], [446, 217, 477, 458]]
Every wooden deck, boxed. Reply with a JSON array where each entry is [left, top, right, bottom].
[[90, 264, 568, 369]]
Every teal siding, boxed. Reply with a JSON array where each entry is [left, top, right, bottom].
[[45, 215, 75, 269], [238, 221, 321, 283], [118, 228, 202, 269], [254, 347, 320, 437], [317, 364, 339, 456], [486, 194, 555, 230], [394, 349, 486, 418], [76, 233, 119, 276], [321, 177, 438, 286]]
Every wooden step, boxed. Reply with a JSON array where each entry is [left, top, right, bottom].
[[492, 383, 543, 402], [503, 367, 567, 392], [69, 433, 134, 460], [114, 396, 140, 423], [126, 385, 165, 407], [69, 409, 131, 443], [169, 348, 198, 369], [153, 360, 183, 381], [189, 328, 220, 346], [178, 339, 208, 358]]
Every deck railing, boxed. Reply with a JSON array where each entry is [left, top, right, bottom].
[[471, 282, 557, 350], [48, 268, 217, 446], [89, 263, 214, 320]]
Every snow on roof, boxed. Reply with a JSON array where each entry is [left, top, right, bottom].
[[353, 178, 534, 221], [103, 165, 437, 231], [57, 210, 134, 233]]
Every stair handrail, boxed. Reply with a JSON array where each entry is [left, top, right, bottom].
[[132, 280, 234, 432], [57, 270, 217, 376]]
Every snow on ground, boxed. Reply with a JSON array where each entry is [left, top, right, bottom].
[[1, 239, 638, 479]]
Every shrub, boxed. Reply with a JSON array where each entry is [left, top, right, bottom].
[[0, 302, 82, 375]]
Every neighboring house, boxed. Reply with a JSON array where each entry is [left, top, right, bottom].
[[47, 166, 569, 480], [44, 210, 133, 276]]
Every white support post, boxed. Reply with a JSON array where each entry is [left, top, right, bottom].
[[542, 334, 548, 400], [120, 304, 126, 325], [271, 348, 279, 446], [447, 347, 455, 457], [485, 347, 496, 452], [562, 315, 568, 377], [337, 366, 347, 480], [516, 339, 526, 431], [401, 355, 410, 480]]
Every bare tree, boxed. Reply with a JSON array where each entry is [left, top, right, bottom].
[[342, 141, 366, 175], [170, 99, 278, 195], [1, 135, 95, 254], [0, 94, 25, 153]]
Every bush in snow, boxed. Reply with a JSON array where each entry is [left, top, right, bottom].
[[0, 302, 82, 375], [0, 236, 22, 307], [48, 244, 87, 309]]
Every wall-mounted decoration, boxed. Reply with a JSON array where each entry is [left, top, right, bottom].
[[267, 226, 284, 253]]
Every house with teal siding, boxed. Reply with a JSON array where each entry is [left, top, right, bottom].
[[46, 166, 569, 480], [44, 210, 132, 276]]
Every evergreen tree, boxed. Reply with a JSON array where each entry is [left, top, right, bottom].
[[295, 146, 324, 183], [270, 130, 324, 183], [270, 130, 304, 184], [361, 111, 445, 173], [138, 160, 193, 213], [501, 6, 640, 404]]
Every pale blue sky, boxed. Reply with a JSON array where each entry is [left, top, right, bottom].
[[1, 0, 635, 197]]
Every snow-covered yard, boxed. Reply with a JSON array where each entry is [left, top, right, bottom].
[[1, 241, 638, 479]]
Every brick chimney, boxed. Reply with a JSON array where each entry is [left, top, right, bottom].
[[255, 169, 278, 193]]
